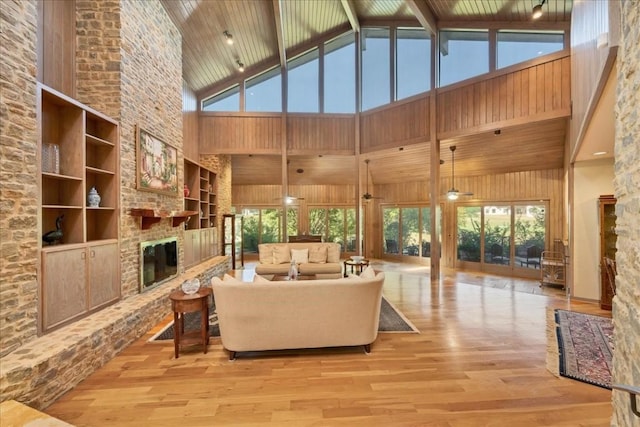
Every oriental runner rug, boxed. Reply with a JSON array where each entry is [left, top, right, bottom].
[[150, 295, 418, 342], [550, 309, 614, 389]]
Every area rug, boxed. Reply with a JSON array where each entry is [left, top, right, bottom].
[[150, 295, 418, 342], [549, 309, 614, 389]]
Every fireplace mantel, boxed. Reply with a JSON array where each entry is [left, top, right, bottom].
[[130, 209, 197, 230]]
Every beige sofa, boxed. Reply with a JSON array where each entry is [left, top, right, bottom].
[[211, 271, 385, 360], [254, 242, 342, 279]]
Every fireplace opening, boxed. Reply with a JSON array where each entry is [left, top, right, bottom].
[[140, 237, 178, 292]]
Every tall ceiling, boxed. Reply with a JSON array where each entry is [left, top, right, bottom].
[[160, 0, 574, 186]]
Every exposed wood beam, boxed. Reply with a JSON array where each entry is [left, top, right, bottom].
[[406, 0, 437, 35], [340, 0, 360, 33], [272, 0, 287, 69]]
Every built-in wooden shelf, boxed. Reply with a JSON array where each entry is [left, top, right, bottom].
[[130, 208, 198, 230]]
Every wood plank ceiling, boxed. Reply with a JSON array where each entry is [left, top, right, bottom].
[[161, 0, 573, 186]]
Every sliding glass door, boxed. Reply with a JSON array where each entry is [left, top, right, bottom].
[[383, 205, 440, 260], [456, 202, 547, 274]]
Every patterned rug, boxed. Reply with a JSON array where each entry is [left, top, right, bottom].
[[553, 309, 614, 389], [150, 295, 418, 342]]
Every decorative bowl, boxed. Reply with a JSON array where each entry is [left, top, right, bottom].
[[350, 255, 365, 263], [181, 278, 200, 295]]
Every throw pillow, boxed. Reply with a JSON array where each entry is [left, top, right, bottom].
[[258, 244, 273, 264], [326, 244, 340, 263], [308, 246, 327, 263], [360, 265, 376, 279], [211, 276, 224, 286], [273, 245, 290, 264], [291, 248, 309, 264], [253, 274, 270, 283]]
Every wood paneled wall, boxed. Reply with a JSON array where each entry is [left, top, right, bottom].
[[233, 169, 564, 267], [569, 0, 620, 156], [199, 114, 283, 154], [360, 95, 430, 152], [437, 53, 571, 139], [232, 184, 356, 206], [182, 82, 199, 161], [287, 115, 355, 155], [38, 0, 76, 97]]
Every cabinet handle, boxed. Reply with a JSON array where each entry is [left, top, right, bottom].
[[81, 252, 86, 260], [91, 250, 95, 258]]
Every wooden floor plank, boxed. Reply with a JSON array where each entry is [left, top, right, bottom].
[[44, 263, 612, 426]]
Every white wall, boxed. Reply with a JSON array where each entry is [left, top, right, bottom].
[[571, 158, 614, 300]]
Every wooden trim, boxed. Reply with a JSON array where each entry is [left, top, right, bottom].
[[438, 21, 570, 31]]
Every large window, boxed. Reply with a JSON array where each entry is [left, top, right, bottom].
[[238, 207, 288, 253], [396, 28, 431, 100], [324, 33, 356, 113], [309, 207, 356, 252], [245, 67, 282, 112], [361, 27, 390, 111], [497, 31, 564, 69], [202, 85, 240, 112], [439, 30, 489, 87], [288, 49, 319, 112], [383, 205, 440, 257], [457, 203, 547, 269]]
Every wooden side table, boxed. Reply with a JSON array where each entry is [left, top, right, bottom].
[[343, 259, 370, 277], [169, 287, 212, 358]]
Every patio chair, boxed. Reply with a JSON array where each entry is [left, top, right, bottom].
[[520, 245, 541, 268]]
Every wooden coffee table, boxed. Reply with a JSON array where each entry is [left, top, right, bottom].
[[268, 274, 316, 281]]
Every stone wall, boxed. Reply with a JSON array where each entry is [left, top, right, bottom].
[[612, 1, 640, 426], [0, 0, 234, 409], [0, 0, 39, 357]]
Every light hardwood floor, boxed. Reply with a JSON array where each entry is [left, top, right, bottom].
[[45, 262, 612, 426]]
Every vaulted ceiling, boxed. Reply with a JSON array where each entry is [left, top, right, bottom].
[[160, 0, 574, 187]]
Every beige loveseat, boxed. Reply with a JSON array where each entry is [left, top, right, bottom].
[[254, 242, 342, 279], [211, 271, 385, 360]]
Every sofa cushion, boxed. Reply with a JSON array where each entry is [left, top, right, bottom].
[[273, 245, 291, 264], [308, 246, 327, 263], [298, 262, 341, 275], [291, 248, 309, 264]]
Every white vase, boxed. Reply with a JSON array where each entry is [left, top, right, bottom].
[[88, 186, 101, 207]]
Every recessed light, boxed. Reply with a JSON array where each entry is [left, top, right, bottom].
[[593, 151, 608, 156]]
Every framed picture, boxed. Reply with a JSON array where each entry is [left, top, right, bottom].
[[136, 126, 178, 195]]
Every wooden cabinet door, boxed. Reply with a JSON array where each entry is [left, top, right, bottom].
[[184, 229, 201, 268], [41, 247, 87, 331], [88, 242, 120, 309], [200, 228, 214, 260]]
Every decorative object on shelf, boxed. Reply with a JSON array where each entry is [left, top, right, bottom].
[[183, 184, 190, 198], [181, 278, 200, 295], [87, 186, 101, 207], [41, 143, 60, 174], [42, 214, 64, 245], [209, 184, 212, 192], [200, 210, 204, 218], [136, 125, 178, 196]]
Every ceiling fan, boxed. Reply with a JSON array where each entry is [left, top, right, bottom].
[[274, 159, 304, 203], [362, 159, 383, 202], [445, 145, 473, 200]]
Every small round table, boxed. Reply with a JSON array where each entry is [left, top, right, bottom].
[[343, 259, 370, 277], [168, 287, 212, 359]]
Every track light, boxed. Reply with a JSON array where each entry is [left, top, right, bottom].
[[236, 60, 245, 73], [532, 0, 546, 19], [223, 30, 233, 45]]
